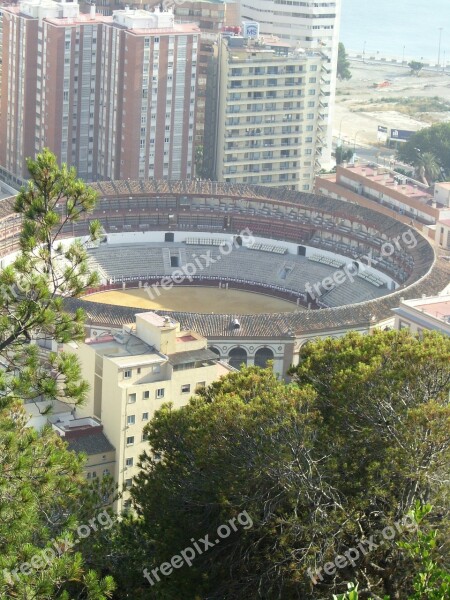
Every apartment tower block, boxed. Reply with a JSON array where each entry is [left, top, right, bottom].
[[239, 0, 341, 167], [207, 33, 326, 190], [0, 0, 199, 181]]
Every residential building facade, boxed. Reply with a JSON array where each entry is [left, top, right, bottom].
[[24, 399, 116, 483], [207, 33, 326, 190], [171, 0, 227, 173], [316, 164, 450, 243], [66, 312, 233, 511], [0, 1, 199, 181], [51, 416, 116, 482], [393, 295, 450, 336], [238, 0, 341, 167]]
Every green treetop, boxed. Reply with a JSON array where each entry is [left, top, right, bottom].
[[0, 150, 115, 599]]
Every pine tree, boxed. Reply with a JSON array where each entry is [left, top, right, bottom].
[[0, 150, 115, 599]]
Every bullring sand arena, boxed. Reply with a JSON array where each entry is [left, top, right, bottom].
[[1, 180, 448, 363], [82, 286, 302, 314]]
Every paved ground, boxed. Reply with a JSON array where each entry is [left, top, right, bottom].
[[335, 60, 450, 148], [83, 286, 301, 314]]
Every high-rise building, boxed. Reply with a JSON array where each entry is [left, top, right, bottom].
[[75, 0, 231, 176], [205, 33, 326, 190], [171, 0, 227, 176], [238, 0, 341, 167], [0, 1, 199, 181]]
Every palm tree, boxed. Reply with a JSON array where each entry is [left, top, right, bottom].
[[414, 151, 440, 185]]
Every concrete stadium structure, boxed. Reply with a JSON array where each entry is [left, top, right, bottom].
[[0, 180, 448, 375]]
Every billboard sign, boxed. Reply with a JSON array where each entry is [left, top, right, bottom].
[[390, 129, 414, 141]]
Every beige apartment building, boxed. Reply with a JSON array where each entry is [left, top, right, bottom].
[[0, 1, 199, 181], [238, 0, 341, 167], [24, 399, 116, 483], [208, 33, 326, 190], [66, 312, 233, 511]]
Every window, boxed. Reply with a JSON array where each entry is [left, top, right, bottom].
[[142, 431, 149, 442], [156, 388, 165, 399], [127, 415, 135, 425], [92, 472, 97, 478], [142, 412, 149, 421], [196, 382, 206, 391], [137, 367, 141, 374], [181, 384, 191, 394], [124, 370, 132, 379], [103, 469, 110, 477], [143, 390, 150, 400], [128, 393, 136, 404], [87, 472, 91, 479], [125, 458, 133, 468], [126, 436, 135, 446]]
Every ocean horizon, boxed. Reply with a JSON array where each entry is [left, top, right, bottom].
[[340, 0, 450, 64]]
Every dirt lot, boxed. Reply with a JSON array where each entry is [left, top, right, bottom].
[[335, 61, 450, 146]]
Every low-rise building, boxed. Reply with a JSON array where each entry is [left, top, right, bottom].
[[65, 311, 233, 511], [50, 415, 116, 482], [24, 401, 116, 483], [436, 217, 450, 250], [392, 294, 450, 336], [316, 165, 450, 242]]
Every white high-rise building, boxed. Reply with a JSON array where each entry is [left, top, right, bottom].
[[238, 0, 341, 166], [209, 34, 327, 191]]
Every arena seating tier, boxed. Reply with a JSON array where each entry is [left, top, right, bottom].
[[87, 244, 388, 307]]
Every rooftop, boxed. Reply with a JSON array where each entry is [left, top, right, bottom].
[[137, 312, 176, 328], [414, 299, 450, 321], [168, 348, 219, 366], [393, 295, 450, 331], [9, 2, 199, 33], [83, 330, 162, 362], [339, 164, 435, 204], [177, 334, 197, 343], [66, 432, 115, 456], [49, 415, 103, 438]]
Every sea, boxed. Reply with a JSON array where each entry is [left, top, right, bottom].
[[340, 0, 450, 64]]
